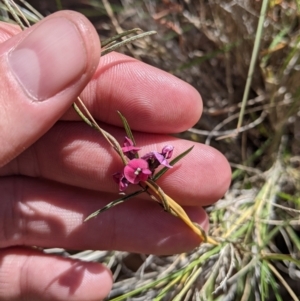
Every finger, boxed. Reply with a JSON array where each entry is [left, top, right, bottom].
[[63, 51, 203, 133], [1, 177, 207, 254], [0, 247, 112, 301], [0, 22, 203, 134], [1, 122, 231, 206], [0, 11, 100, 167], [0, 22, 21, 43]]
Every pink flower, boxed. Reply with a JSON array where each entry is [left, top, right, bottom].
[[113, 139, 175, 191], [124, 159, 152, 184], [142, 145, 174, 170], [122, 137, 141, 159], [113, 172, 130, 191]]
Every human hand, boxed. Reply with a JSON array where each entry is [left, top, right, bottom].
[[0, 11, 231, 301]]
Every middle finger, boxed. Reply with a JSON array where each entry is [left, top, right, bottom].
[[0, 121, 230, 206]]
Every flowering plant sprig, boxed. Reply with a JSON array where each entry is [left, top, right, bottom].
[[112, 141, 173, 191], [74, 97, 217, 244], [70, 30, 217, 245]]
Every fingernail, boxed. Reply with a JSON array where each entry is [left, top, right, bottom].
[[8, 17, 87, 101]]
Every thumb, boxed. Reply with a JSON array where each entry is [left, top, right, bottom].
[[0, 11, 100, 167]]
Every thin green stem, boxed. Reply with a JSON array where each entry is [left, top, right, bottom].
[[236, 0, 269, 130]]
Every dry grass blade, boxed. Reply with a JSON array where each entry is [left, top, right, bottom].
[[101, 30, 156, 56], [144, 179, 218, 245], [2, 0, 29, 28]]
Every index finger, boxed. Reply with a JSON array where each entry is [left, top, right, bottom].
[[63, 52, 203, 133], [0, 21, 203, 134]]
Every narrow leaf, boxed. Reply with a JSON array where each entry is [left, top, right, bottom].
[[73, 103, 93, 128], [117, 111, 139, 159], [84, 189, 144, 221], [117, 111, 136, 144], [101, 28, 141, 47], [153, 146, 194, 181], [101, 31, 156, 56]]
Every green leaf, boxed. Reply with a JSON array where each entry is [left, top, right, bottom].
[[268, 270, 283, 301], [153, 146, 194, 181], [117, 111, 139, 158], [260, 260, 270, 301], [117, 111, 136, 144], [286, 226, 300, 251], [84, 189, 144, 221]]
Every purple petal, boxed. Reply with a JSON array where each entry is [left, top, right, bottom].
[[150, 152, 173, 168], [113, 172, 129, 191], [142, 151, 173, 169], [152, 152, 165, 164], [160, 159, 172, 168], [162, 145, 174, 159]]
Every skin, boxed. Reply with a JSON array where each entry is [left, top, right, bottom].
[[0, 11, 231, 301]]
